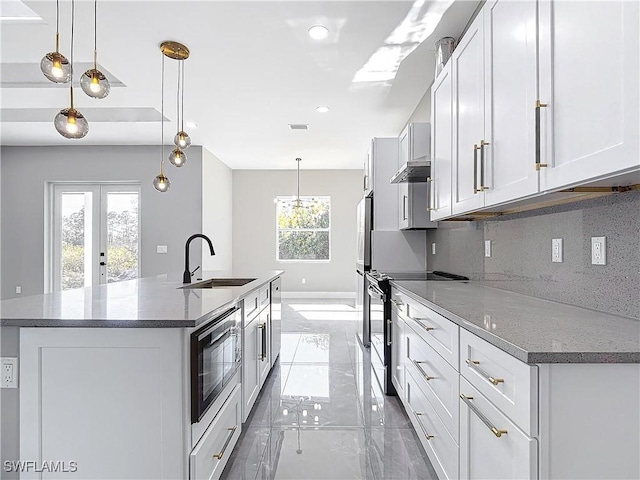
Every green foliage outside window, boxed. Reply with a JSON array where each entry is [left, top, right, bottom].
[[277, 197, 330, 261]]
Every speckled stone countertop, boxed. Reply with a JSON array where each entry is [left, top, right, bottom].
[[0, 270, 283, 328], [391, 280, 640, 364]]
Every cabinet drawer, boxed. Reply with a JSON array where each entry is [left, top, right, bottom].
[[459, 378, 537, 480], [190, 384, 242, 480], [406, 368, 459, 480], [259, 284, 270, 308], [398, 292, 459, 369], [243, 291, 261, 324], [405, 325, 459, 441], [460, 329, 537, 436]]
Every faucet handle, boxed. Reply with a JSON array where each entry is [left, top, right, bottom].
[[191, 266, 201, 277]]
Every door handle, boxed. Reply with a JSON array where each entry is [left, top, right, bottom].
[[480, 140, 490, 191], [473, 144, 480, 194], [426, 177, 434, 212], [535, 100, 548, 171], [386, 319, 392, 347]]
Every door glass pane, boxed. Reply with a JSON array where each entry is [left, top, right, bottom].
[[61, 192, 93, 290], [106, 192, 139, 283]]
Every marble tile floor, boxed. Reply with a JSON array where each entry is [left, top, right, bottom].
[[220, 299, 438, 480]]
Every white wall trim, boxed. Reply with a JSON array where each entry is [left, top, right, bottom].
[[282, 291, 355, 299]]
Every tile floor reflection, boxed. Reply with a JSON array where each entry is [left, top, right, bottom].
[[221, 299, 438, 480]]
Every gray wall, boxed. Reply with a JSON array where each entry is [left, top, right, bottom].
[[426, 190, 640, 318], [0, 145, 204, 299], [232, 169, 363, 293]]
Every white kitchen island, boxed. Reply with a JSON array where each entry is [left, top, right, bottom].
[[0, 270, 283, 480]]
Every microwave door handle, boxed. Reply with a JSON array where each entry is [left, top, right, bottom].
[[203, 329, 231, 348]]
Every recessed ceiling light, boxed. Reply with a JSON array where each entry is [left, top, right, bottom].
[[186, 121, 198, 129], [316, 106, 329, 113], [308, 25, 329, 40]]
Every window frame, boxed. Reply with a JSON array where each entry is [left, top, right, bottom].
[[275, 195, 331, 263]]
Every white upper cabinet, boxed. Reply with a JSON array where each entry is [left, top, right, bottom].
[[483, 0, 539, 206], [538, 0, 639, 190], [430, 62, 453, 220], [452, 12, 486, 215]]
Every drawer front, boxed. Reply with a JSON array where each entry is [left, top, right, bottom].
[[406, 368, 459, 480], [190, 384, 242, 480], [460, 329, 538, 436], [459, 378, 537, 480], [243, 291, 261, 324], [399, 292, 459, 369], [259, 284, 270, 308], [405, 324, 459, 441]]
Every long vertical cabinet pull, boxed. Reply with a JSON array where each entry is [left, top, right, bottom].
[[426, 177, 434, 212], [473, 144, 480, 193], [386, 319, 393, 347], [535, 100, 548, 171], [258, 323, 266, 361], [403, 195, 408, 220], [479, 140, 490, 191]]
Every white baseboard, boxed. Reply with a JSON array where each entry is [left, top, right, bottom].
[[281, 291, 356, 299]]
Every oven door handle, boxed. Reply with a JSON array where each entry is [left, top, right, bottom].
[[196, 306, 239, 341], [204, 329, 231, 349], [367, 284, 386, 301]]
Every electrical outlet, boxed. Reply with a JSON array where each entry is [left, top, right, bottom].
[[1, 358, 18, 388], [591, 236, 606, 265], [15, 286, 21, 294], [484, 240, 491, 258], [431, 243, 436, 255], [156, 245, 168, 254], [552, 238, 563, 263], [301, 278, 306, 284]]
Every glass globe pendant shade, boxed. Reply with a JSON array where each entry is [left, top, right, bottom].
[[174, 131, 191, 149], [169, 148, 187, 167], [54, 108, 89, 139], [40, 52, 71, 83], [153, 173, 171, 193], [80, 69, 110, 99]]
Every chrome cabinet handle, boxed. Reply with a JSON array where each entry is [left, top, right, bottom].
[[386, 319, 393, 346], [410, 316, 435, 332], [403, 194, 408, 220], [535, 100, 548, 171], [213, 426, 237, 459], [414, 413, 434, 440], [258, 323, 267, 361], [465, 359, 504, 386], [391, 298, 403, 307], [479, 140, 490, 191], [473, 144, 479, 193], [460, 394, 507, 438], [411, 359, 434, 381], [427, 177, 435, 212]]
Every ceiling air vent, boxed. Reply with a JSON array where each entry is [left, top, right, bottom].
[[289, 124, 309, 130]]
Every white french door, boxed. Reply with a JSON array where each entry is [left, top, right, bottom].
[[50, 183, 141, 292]]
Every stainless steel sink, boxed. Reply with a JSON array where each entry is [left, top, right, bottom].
[[180, 278, 257, 289]]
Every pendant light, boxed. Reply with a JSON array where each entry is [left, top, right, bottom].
[[54, 0, 89, 139], [153, 51, 171, 193], [169, 59, 187, 167], [80, 0, 110, 99], [173, 57, 191, 150], [40, 0, 71, 83]]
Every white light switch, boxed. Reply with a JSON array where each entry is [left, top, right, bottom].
[[552, 238, 563, 263], [591, 236, 606, 265], [484, 240, 491, 258], [156, 245, 168, 254], [15, 286, 21, 294]]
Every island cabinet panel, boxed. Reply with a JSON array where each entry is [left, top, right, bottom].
[[242, 311, 261, 422], [258, 307, 271, 387], [20, 327, 186, 480]]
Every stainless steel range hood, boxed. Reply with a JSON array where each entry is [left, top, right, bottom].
[[390, 160, 431, 184]]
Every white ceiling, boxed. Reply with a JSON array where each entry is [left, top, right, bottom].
[[0, 0, 478, 169]]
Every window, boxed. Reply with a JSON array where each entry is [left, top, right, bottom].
[[276, 196, 330, 261]]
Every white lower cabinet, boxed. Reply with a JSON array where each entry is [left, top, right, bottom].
[[190, 385, 242, 480], [459, 378, 537, 480], [390, 308, 405, 401], [406, 368, 459, 480]]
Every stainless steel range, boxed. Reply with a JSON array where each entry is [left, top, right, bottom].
[[365, 270, 469, 395]]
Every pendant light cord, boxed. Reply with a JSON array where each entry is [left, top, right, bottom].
[[161, 53, 165, 175], [69, 0, 75, 108], [93, 0, 98, 68], [181, 60, 185, 131], [176, 60, 180, 135], [55, 0, 60, 51]]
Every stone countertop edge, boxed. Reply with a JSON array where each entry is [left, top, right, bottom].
[[0, 271, 283, 328], [390, 281, 640, 365]]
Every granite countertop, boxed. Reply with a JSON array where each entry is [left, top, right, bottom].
[[391, 280, 640, 364], [0, 270, 283, 328]]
